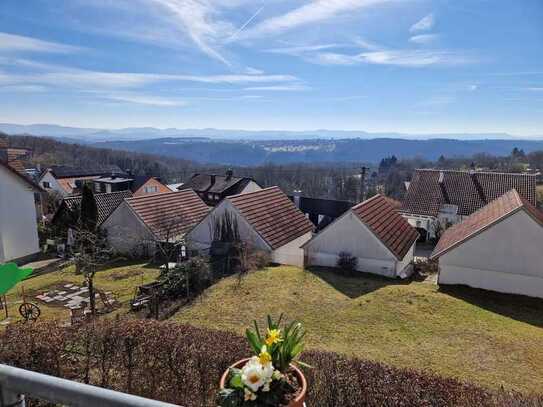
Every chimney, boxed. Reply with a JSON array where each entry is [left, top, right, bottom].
[[225, 168, 233, 180], [438, 171, 450, 204], [210, 174, 216, 186], [293, 190, 302, 208]]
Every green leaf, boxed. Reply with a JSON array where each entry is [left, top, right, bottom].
[[246, 329, 261, 354], [229, 372, 244, 390]]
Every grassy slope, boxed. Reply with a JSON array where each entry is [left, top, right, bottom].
[[2, 262, 159, 324], [173, 266, 543, 393]]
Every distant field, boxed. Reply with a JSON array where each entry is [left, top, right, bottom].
[[173, 266, 543, 394]]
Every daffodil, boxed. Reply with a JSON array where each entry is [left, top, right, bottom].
[[265, 328, 282, 346], [259, 346, 272, 365]]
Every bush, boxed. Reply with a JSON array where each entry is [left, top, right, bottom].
[[0, 321, 540, 407], [161, 257, 213, 298], [337, 251, 358, 275], [247, 250, 271, 271]]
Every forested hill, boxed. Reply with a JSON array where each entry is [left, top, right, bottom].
[[3, 133, 197, 183], [96, 137, 543, 166]]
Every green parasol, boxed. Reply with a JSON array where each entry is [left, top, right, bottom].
[[0, 263, 33, 296]]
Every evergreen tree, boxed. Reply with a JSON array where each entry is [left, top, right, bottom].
[[80, 184, 98, 231]]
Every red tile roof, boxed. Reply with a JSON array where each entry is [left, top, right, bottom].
[[431, 189, 543, 259], [401, 169, 536, 217], [227, 186, 314, 249], [351, 194, 419, 260], [125, 189, 209, 240], [0, 160, 43, 192], [7, 159, 27, 175]]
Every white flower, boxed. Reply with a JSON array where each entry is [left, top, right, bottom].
[[241, 358, 266, 392], [262, 383, 270, 392], [244, 388, 257, 401]]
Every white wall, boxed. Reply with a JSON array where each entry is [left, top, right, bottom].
[[0, 165, 39, 263], [186, 200, 269, 252], [438, 210, 543, 298], [101, 202, 155, 256], [271, 232, 312, 268], [239, 181, 262, 195], [395, 243, 415, 278], [39, 171, 66, 197], [304, 211, 399, 277]]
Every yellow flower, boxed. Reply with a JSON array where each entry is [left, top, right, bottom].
[[259, 347, 272, 365], [265, 328, 282, 346]]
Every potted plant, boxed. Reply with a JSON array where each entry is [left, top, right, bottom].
[[217, 314, 309, 406]]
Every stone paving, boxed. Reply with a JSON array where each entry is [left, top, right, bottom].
[[34, 283, 113, 310]]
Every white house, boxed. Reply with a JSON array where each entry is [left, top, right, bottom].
[[101, 189, 210, 256], [431, 189, 543, 299], [400, 169, 537, 241], [302, 194, 419, 278], [187, 186, 314, 267], [0, 161, 42, 263]]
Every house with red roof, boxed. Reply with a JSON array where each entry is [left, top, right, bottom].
[[431, 189, 543, 298], [302, 194, 419, 278], [101, 189, 209, 256], [186, 186, 314, 267]]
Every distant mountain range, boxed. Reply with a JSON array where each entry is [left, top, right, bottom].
[[3, 123, 543, 165], [0, 122, 540, 142]]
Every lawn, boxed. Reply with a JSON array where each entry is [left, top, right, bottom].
[[2, 261, 160, 324], [173, 266, 543, 394]]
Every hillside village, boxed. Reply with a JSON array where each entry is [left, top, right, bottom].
[[1, 134, 543, 405]]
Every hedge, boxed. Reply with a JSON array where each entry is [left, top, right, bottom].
[[0, 320, 540, 406]]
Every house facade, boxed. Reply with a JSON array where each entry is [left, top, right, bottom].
[[187, 186, 314, 267], [400, 169, 537, 240], [0, 161, 41, 263], [302, 194, 418, 278], [431, 189, 543, 298]]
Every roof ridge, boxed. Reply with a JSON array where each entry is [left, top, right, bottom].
[[227, 185, 280, 200], [416, 168, 536, 177]]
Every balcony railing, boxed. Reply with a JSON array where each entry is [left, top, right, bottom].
[[0, 364, 181, 407]]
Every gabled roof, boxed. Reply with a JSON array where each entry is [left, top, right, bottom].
[[401, 169, 536, 217], [431, 189, 543, 259], [58, 190, 133, 226], [351, 194, 418, 260], [227, 186, 314, 249], [49, 165, 126, 179], [57, 176, 101, 195], [0, 160, 43, 192], [180, 173, 256, 195], [125, 189, 209, 240]]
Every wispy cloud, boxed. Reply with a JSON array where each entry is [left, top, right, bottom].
[[409, 34, 439, 45], [265, 43, 345, 56], [0, 32, 81, 54], [243, 84, 309, 91], [410, 13, 434, 32], [528, 87, 543, 91], [228, 5, 265, 42], [97, 92, 188, 106], [238, 0, 393, 39], [311, 49, 474, 67]]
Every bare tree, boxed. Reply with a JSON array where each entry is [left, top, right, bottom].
[[146, 210, 187, 275]]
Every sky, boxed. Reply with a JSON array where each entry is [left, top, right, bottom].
[[0, 0, 542, 136]]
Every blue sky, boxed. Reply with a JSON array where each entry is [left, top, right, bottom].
[[0, 0, 542, 136]]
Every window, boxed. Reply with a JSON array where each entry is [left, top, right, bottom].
[[42, 181, 51, 189], [144, 185, 158, 193]]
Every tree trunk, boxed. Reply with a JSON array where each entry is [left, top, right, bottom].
[[88, 274, 96, 315]]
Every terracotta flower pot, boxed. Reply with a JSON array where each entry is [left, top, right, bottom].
[[219, 358, 307, 407]]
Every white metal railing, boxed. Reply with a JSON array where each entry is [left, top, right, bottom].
[[0, 364, 181, 407]]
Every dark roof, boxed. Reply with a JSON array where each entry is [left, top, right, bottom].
[[49, 165, 126, 179], [289, 195, 353, 218], [0, 160, 43, 192], [431, 189, 543, 259], [59, 190, 133, 225], [180, 173, 256, 195], [125, 190, 209, 240], [352, 194, 419, 260], [401, 169, 537, 217], [227, 186, 314, 249]]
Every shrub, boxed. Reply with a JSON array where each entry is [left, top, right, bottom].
[[0, 321, 540, 407], [161, 256, 213, 298], [337, 251, 358, 275]]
